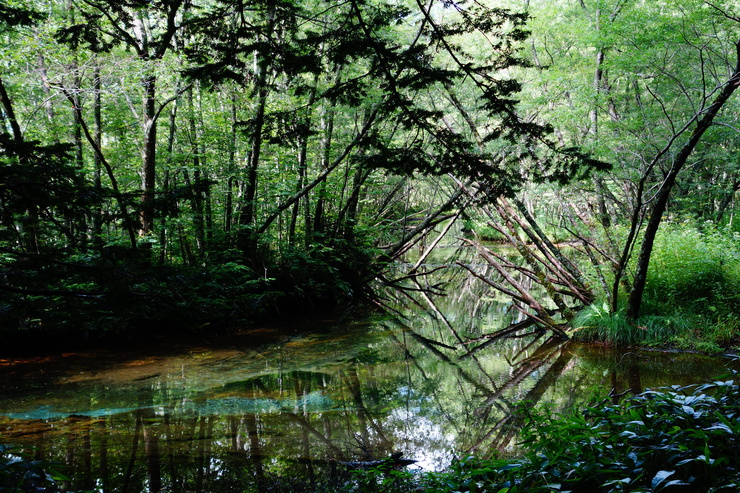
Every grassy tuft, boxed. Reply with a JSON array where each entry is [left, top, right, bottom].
[[569, 302, 692, 348]]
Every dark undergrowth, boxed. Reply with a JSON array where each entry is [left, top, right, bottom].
[[0, 236, 381, 354]]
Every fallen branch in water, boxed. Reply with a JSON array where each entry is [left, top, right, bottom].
[[338, 452, 417, 470]]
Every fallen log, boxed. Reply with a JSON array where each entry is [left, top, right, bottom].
[[338, 452, 417, 470]]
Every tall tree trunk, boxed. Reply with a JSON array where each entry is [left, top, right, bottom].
[[237, 63, 269, 249], [225, 91, 238, 233], [0, 77, 40, 253], [339, 167, 370, 241], [36, 48, 58, 143], [289, 86, 317, 246], [92, 65, 104, 246], [187, 86, 205, 257], [159, 82, 180, 264], [237, 8, 276, 254], [313, 99, 336, 238], [195, 88, 213, 241], [60, 87, 138, 248]]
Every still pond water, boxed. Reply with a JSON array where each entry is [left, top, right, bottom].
[[0, 249, 735, 491]]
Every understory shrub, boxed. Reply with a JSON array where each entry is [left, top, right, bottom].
[[0, 235, 380, 349], [644, 224, 740, 317], [569, 302, 692, 347]]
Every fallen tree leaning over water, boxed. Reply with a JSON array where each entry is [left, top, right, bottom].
[[454, 187, 602, 342]]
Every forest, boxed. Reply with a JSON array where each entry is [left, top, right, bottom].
[[2, 1, 740, 491], [1, 0, 739, 348]]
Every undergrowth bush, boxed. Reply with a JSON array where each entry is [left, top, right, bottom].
[[0, 233, 381, 349], [644, 224, 740, 317], [569, 302, 692, 347]]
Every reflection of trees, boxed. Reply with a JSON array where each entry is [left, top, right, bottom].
[[0, 339, 695, 492], [381, 257, 593, 456], [0, 256, 714, 490], [143, 408, 162, 493], [384, 258, 655, 457], [389, 318, 572, 455], [471, 342, 574, 455], [121, 412, 142, 493]]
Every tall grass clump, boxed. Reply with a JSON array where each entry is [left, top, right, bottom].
[[642, 223, 740, 350], [570, 302, 691, 347], [644, 224, 739, 313]]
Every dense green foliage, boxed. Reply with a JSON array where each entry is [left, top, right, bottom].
[[0, 0, 608, 345], [0, 0, 737, 348], [571, 224, 740, 351]]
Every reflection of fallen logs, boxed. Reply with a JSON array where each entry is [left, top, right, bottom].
[[338, 452, 417, 470], [457, 239, 570, 338], [284, 412, 345, 457], [481, 337, 564, 407], [460, 317, 540, 359], [470, 343, 575, 455]]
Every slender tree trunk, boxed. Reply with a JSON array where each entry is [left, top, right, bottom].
[[237, 8, 276, 254], [289, 82, 318, 245], [195, 89, 213, 241], [60, 87, 138, 248], [626, 45, 740, 319], [225, 91, 238, 233], [140, 74, 158, 239], [313, 100, 336, 237], [0, 77, 40, 253], [36, 21, 58, 143], [288, 142, 305, 245], [92, 65, 104, 246], [339, 167, 371, 241], [187, 86, 206, 257], [159, 84, 180, 264], [237, 59, 270, 252]]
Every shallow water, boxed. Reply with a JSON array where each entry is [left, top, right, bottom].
[[0, 256, 735, 492]]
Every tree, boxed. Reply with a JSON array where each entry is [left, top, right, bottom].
[[0, 0, 606, 339], [57, 0, 188, 239], [624, 26, 740, 319], [512, 0, 740, 320]]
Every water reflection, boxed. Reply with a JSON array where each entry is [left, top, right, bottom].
[[0, 256, 734, 492]]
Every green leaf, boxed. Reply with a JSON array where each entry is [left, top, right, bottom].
[[651, 470, 675, 490], [705, 423, 733, 434]]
